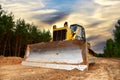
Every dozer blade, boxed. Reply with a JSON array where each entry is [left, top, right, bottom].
[[22, 40, 88, 71]]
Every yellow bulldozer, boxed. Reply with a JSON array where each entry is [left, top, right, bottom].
[[22, 22, 96, 71]]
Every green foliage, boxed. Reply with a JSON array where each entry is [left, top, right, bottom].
[[104, 39, 114, 57], [94, 53, 104, 57], [104, 19, 120, 58], [39, 30, 51, 42], [0, 6, 51, 57], [113, 42, 120, 57], [114, 20, 120, 44]]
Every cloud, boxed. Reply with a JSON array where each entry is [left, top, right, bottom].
[[87, 35, 100, 41], [1, 0, 45, 7], [31, 9, 58, 15], [92, 41, 106, 53], [93, 5, 120, 21], [93, 0, 120, 6], [0, 0, 73, 26], [88, 21, 105, 28], [32, 11, 70, 24], [0, 0, 45, 22]]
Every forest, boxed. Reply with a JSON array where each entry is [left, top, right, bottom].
[[0, 6, 51, 57]]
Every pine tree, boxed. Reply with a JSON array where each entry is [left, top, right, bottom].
[[113, 19, 120, 57], [104, 39, 114, 57], [114, 20, 120, 44]]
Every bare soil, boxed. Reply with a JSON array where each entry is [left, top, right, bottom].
[[0, 57, 120, 80]]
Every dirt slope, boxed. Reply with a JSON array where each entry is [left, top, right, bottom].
[[0, 57, 120, 80]]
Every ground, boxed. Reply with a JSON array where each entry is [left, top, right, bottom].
[[0, 57, 120, 80]]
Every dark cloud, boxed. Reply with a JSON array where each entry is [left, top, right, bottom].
[[88, 21, 104, 27], [93, 41, 106, 53], [87, 36, 105, 53], [32, 11, 70, 24], [87, 35, 100, 41]]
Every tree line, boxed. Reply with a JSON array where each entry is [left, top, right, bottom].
[[103, 19, 120, 58], [0, 6, 51, 57]]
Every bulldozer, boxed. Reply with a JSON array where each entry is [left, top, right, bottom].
[[22, 22, 96, 71]]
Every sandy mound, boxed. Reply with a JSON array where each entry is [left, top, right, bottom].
[[0, 56, 23, 65]]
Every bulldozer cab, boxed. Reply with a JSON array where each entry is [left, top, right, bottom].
[[53, 23, 86, 41], [70, 24, 86, 40]]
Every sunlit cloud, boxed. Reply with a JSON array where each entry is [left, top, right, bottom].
[[93, 0, 120, 6], [0, 0, 45, 23]]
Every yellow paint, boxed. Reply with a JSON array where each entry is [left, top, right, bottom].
[[52, 24, 73, 41]]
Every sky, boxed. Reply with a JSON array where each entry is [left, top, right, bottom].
[[0, 0, 120, 53]]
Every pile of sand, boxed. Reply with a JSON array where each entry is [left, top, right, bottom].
[[0, 56, 23, 65]]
